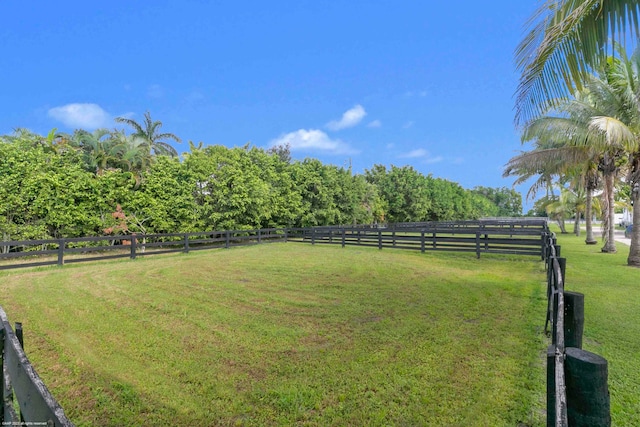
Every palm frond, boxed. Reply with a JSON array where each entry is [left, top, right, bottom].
[[515, 0, 640, 126]]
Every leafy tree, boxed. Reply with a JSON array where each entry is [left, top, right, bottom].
[[184, 145, 272, 230], [470, 186, 522, 217], [365, 165, 432, 223], [466, 191, 499, 219], [290, 159, 342, 227], [131, 156, 202, 233]]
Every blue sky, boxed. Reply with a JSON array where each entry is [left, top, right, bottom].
[[1, 1, 540, 208]]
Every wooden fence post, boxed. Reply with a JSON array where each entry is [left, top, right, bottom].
[[564, 347, 610, 426], [378, 230, 382, 250], [130, 236, 136, 259], [183, 233, 190, 253], [15, 323, 23, 350], [547, 344, 556, 427], [57, 239, 65, 266], [558, 257, 567, 284], [258, 229, 262, 244], [311, 229, 316, 245], [475, 232, 481, 259], [564, 292, 585, 349], [421, 231, 425, 253], [225, 231, 230, 248], [341, 228, 345, 248]]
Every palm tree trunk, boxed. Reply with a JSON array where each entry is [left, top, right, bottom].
[[574, 210, 580, 236], [602, 173, 617, 253], [585, 188, 597, 244], [628, 183, 640, 266]]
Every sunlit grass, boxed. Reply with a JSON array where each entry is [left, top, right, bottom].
[[0, 243, 547, 426]]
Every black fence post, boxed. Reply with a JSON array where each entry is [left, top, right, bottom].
[[378, 230, 382, 250], [15, 322, 23, 350], [564, 347, 610, 426], [57, 239, 65, 266], [564, 291, 585, 349], [475, 232, 481, 259], [421, 231, 425, 253], [341, 228, 346, 248], [226, 231, 230, 248], [311, 229, 316, 245], [258, 229, 262, 244], [558, 257, 567, 284], [547, 344, 556, 427], [130, 236, 137, 259], [184, 233, 190, 253]]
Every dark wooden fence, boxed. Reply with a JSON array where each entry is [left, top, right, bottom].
[[544, 235, 610, 426], [288, 219, 549, 258], [0, 228, 287, 270], [0, 219, 547, 270], [0, 306, 74, 426], [0, 220, 550, 270]]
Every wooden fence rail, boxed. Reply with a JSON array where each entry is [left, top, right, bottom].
[[287, 225, 547, 258], [544, 234, 610, 427], [0, 222, 551, 271], [0, 306, 74, 426], [0, 228, 287, 270]]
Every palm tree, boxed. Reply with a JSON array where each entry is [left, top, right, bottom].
[[109, 130, 151, 189], [515, 1, 640, 126], [507, 72, 638, 252], [115, 111, 181, 157], [74, 128, 120, 174]]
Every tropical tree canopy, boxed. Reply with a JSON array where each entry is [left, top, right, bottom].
[[515, 0, 640, 126]]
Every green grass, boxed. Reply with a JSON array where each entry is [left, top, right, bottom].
[[551, 231, 640, 426], [0, 243, 548, 426]]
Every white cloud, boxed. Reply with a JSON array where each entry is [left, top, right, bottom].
[[48, 103, 111, 129], [398, 148, 443, 164], [269, 129, 358, 155], [399, 148, 428, 159], [367, 120, 382, 128], [326, 105, 366, 131]]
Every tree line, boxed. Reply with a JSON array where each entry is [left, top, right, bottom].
[[0, 117, 521, 243]]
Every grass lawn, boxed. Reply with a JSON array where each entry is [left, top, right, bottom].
[[553, 230, 640, 426], [0, 243, 549, 426]]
